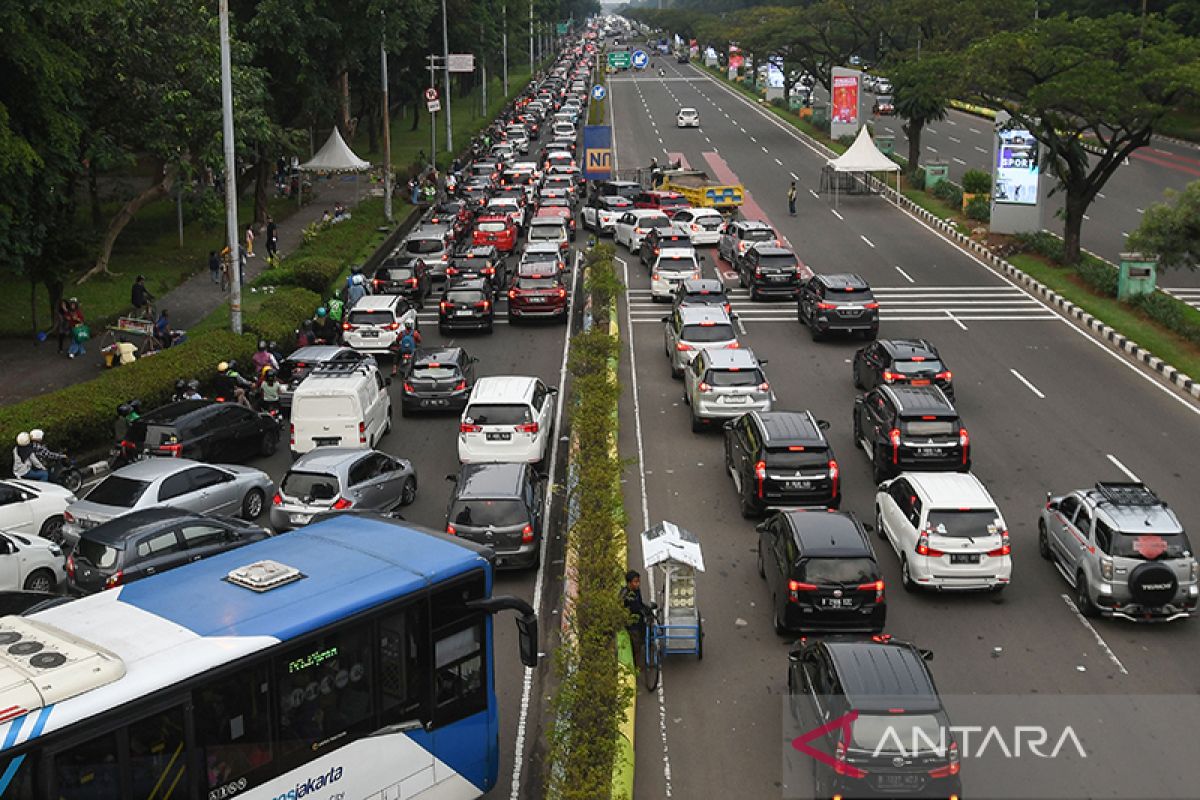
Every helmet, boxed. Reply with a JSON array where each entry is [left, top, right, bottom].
[[217, 361, 229, 373], [268, 341, 278, 351], [317, 307, 327, 317], [129, 399, 142, 413], [16, 432, 30, 446], [175, 379, 186, 392], [30, 429, 44, 442], [226, 360, 238, 372], [117, 403, 132, 416], [258, 341, 267, 351], [403, 320, 415, 329], [351, 273, 365, 285], [264, 369, 277, 380], [187, 379, 200, 392]]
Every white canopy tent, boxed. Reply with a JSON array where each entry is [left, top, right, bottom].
[[298, 127, 373, 207], [819, 126, 901, 207]]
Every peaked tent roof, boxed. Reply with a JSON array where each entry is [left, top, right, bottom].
[[299, 127, 371, 172], [826, 126, 900, 173]]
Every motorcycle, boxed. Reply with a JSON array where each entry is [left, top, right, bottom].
[[46, 455, 83, 494], [107, 440, 142, 472]]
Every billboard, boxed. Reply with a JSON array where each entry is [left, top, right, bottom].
[[994, 125, 1039, 205], [582, 125, 613, 181], [767, 56, 785, 89], [831, 73, 860, 125]]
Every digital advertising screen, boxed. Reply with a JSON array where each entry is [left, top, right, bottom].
[[994, 127, 1039, 205], [831, 74, 859, 125]]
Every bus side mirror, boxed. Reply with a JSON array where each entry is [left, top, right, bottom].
[[516, 614, 539, 668]]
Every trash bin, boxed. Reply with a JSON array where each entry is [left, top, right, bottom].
[[1117, 253, 1157, 300], [875, 134, 895, 156], [810, 102, 829, 131], [924, 160, 950, 190]]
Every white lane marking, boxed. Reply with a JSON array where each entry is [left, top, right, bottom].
[[809, 188, 819, 199], [1121, 231, 1129, 237], [1061, 595, 1129, 675], [1082, 214, 1090, 221], [948, 136, 961, 144], [894, 265, 915, 283], [790, 171, 800, 180], [1136, 208, 1144, 214], [749, 135, 757, 143], [510, 250, 582, 800], [926, 146, 938, 153], [974, 146, 987, 154], [969, 127, 981, 134], [1097, 192, 1106, 199], [927, 128, 938, 136], [736, 314, 748, 336], [690, 65, 1200, 417], [761, 146, 769, 154], [620, 255, 675, 797], [944, 309, 968, 330], [860, 235, 876, 248], [953, 157, 966, 165], [945, 119, 957, 126], [774, 157, 783, 166], [1010, 369, 1045, 399], [831, 209, 844, 220], [1106, 454, 1140, 482], [884, 126, 894, 133]]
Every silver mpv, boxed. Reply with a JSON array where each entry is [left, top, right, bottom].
[[663, 305, 739, 379], [683, 349, 773, 431], [271, 448, 417, 531]]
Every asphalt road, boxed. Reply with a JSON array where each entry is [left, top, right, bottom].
[[608, 59, 1200, 799]]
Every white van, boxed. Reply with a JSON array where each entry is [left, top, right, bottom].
[[289, 361, 393, 458], [343, 295, 418, 355]]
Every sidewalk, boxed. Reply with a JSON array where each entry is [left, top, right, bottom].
[[0, 175, 367, 406]]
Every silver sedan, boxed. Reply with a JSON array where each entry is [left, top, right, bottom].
[[271, 448, 417, 532], [62, 458, 274, 547]]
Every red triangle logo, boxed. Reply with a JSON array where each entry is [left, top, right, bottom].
[[791, 710, 866, 778]]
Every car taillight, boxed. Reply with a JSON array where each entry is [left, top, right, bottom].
[[358, 421, 366, 444], [755, 460, 766, 498], [916, 532, 945, 557], [160, 442, 183, 457], [272, 492, 283, 506], [959, 428, 970, 464], [516, 422, 539, 434], [453, 380, 467, 391], [858, 579, 885, 602], [342, 322, 353, 331], [691, 223, 699, 231], [556, 286, 567, 299], [460, 422, 483, 433], [829, 459, 839, 498], [66, 554, 75, 579], [929, 741, 960, 778], [834, 736, 867, 778], [816, 301, 837, 310], [936, 370, 953, 381], [403, 382, 415, 393], [476, 300, 491, 311], [407, 277, 419, 286], [725, 341, 740, 349], [289, 423, 295, 446], [787, 579, 817, 601], [104, 571, 125, 589], [385, 322, 401, 331], [372, 279, 383, 287], [651, 272, 659, 281], [440, 301, 452, 313], [521, 524, 534, 543], [864, 302, 880, 310], [332, 496, 353, 510], [675, 342, 693, 351], [446, 524, 457, 535], [697, 381, 712, 393], [508, 289, 518, 300], [635, 227, 645, 234], [882, 370, 900, 383], [757, 381, 770, 393], [988, 530, 1011, 557], [889, 428, 901, 464]]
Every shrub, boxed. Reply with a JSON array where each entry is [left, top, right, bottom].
[[1075, 257, 1119, 297], [965, 196, 991, 222], [931, 180, 963, 209], [1014, 231, 1065, 262], [244, 287, 321, 346], [961, 169, 992, 194], [287, 255, 343, 294], [836, 134, 856, 149], [1132, 291, 1200, 346], [0, 330, 257, 460], [770, 97, 787, 109]]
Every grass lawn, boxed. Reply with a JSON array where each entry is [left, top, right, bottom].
[[1009, 253, 1200, 380], [1, 195, 296, 341]]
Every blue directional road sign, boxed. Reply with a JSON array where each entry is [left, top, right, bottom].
[[591, 84, 607, 101], [582, 125, 613, 181], [632, 50, 649, 70]]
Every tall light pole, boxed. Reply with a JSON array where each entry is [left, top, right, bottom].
[[442, 0, 453, 154], [503, 3, 509, 96], [529, 1, 534, 74], [380, 13, 393, 221], [218, 0, 241, 334]]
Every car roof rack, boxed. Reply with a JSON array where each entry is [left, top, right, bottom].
[[309, 361, 377, 378], [1093, 481, 1162, 508]]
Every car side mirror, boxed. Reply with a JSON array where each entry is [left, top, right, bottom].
[[384, 377, 392, 386], [661, 316, 670, 323], [723, 420, 736, 430], [853, 397, 864, 406], [470, 357, 479, 363], [446, 474, 458, 482], [755, 521, 770, 534], [863, 523, 875, 533], [920, 649, 935, 662], [758, 358, 768, 365], [548, 386, 558, 394], [817, 419, 830, 430], [788, 649, 802, 664]]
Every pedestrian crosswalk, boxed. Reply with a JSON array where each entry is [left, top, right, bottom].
[[1164, 288, 1200, 311], [627, 285, 1059, 325]]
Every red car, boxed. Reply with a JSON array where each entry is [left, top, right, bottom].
[[472, 216, 518, 253], [508, 273, 569, 322], [633, 190, 691, 219], [533, 206, 577, 240]]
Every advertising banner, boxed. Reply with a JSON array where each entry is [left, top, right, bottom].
[[994, 125, 1039, 205], [829, 67, 862, 140], [582, 125, 613, 181], [767, 56, 785, 89]]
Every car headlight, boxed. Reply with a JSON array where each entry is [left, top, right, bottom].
[[49, 545, 63, 558], [1191, 560, 1198, 583], [1099, 557, 1114, 581]]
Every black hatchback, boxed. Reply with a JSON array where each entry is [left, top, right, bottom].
[[67, 507, 270, 595], [445, 462, 545, 569], [126, 400, 281, 463], [401, 347, 477, 415], [757, 509, 886, 634], [438, 279, 495, 333]]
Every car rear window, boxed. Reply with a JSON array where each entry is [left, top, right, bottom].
[[348, 309, 394, 326], [901, 418, 959, 436], [765, 447, 829, 469], [659, 196, 688, 208], [281, 471, 340, 501], [757, 254, 798, 269], [643, 216, 670, 229], [657, 257, 698, 272], [799, 557, 876, 584], [517, 277, 559, 290], [743, 228, 776, 241], [376, 266, 414, 280], [144, 424, 182, 447], [412, 362, 460, 380], [895, 359, 945, 375], [528, 226, 563, 240], [86, 476, 150, 508], [603, 197, 632, 208], [1108, 530, 1191, 561], [76, 538, 121, 569], [446, 290, 486, 304], [682, 293, 727, 305], [694, 215, 723, 229], [405, 238, 442, 254], [478, 221, 508, 233], [853, 715, 942, 753], [925, 510, 1002, 538], [828, 288, 874, 302], [681, 323, 735, 343], [450, 499, 529, 528], [464, 403, 532, 426], [704, 368, 764, 387]]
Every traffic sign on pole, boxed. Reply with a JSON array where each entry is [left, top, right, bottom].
[[632, 50, 648, 69], [607, 51, 630, 70], [426, 99, 441, 113], [591, 84, 607, 101], [424, 87, 439, 102]]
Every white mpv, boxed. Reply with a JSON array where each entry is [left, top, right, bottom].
[[458, 376, 557, 464]]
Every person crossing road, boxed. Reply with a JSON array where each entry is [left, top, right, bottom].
[[787, 180, 797, 216]]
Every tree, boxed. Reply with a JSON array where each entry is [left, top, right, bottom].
[[889, 55, 955, 172], [964, 13, 1200, 263], [1128, 180, 1200, 271]]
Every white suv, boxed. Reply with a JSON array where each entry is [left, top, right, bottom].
[[342, 295, 418, 355], [458, 376, 558, 464], [650, 248, 702, 301], [874, 472, 1012, 592]]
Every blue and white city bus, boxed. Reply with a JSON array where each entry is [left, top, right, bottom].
[[0, 515, 536, 799]]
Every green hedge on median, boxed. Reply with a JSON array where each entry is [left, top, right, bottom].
[[244, 286, 322, 345]]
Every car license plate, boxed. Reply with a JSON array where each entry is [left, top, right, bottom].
[[456, 309, 474, 316], [421, 399, 449, 408], [918, 447, 943, 456], [361, 330, 379, 338], [725, 395, 748, 404], [486, 432, 512, 441], [951, 553, 981, 565], [290, 514, 312, 526], [314, 437, 340, 446], [876, 774, 923, 789], [529, 297, 547, 303], [821, 597, 855, 608], [910, 379, 931, 386], [768, 274, 788, 282], [838, 307, 861, 317], [783, 481, 812, 491]]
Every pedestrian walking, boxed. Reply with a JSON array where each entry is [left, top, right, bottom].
[[54, 297, 72, 353], [787, 181, 797, 216], [208, 250, 221, 284], [245, 224, 255, 258], [265, 216, 278, 261]]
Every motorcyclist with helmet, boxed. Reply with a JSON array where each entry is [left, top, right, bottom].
[[12, 433, 49, 481], [257, 369, 282, 415], [312, 307, 339, 345], [215, 361, 252, 401], [252, 341, 279, 374]]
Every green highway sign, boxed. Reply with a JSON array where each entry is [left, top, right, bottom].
[[557, 23, 568, 35], [607, 51, 631, 69]]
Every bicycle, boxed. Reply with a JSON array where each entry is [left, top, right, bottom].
[[641, 603, 663, 691]]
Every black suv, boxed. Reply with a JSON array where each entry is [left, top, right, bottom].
[[67, 507, 270, 595], [445, 462, 546, 569], [853, 338, 954, 401], [787, 636, 961, 799], [372, 258, 431, 305], [739, 246, 804, 301], [401, 347, 477, 415], [724, 411, 840, 517], [757, 510, 885, 634], [797, 273, 880, 341], [438, 278, 495, 334], [853, 385, 969, 483], [446, 244, 506, 290], [639, 225, 693, 269], [673, 278, 732, 315], [126, 400, 281, 463]]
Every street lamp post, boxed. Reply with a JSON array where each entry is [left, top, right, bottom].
[[218, 0, 241, 334], [442, 0, 452, 154], [503, 3, 509, 96], [529, 2, 534, 74], [380, 15, 393, 221]]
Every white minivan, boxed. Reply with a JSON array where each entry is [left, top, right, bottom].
[[650, 248, 703, 301], [458, 376, 557, 464], [289, 361, 393, 458], [343, 295, 418, 356]]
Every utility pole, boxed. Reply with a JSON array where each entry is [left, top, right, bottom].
[[441, 0, 453, 153], [503, 3, 509, 96], [481, 22, 488, 117], [381, 14, 393, 221], [529, 1, 534, 74], [218, 0, 241, 334], [427, 55, 438, 173]]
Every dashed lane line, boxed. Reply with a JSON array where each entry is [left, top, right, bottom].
[[860, 235, 876, 248], [831, 209, 844, 220], [1061, 594, 1129, 675], [953, 157, 966, 165], [894, 266, 915, 283], [1010, 369, 1045, 399], [1106, 453, 1141, 482]]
